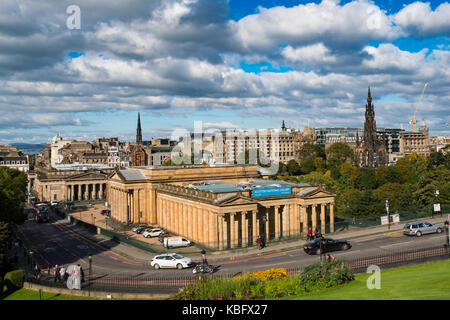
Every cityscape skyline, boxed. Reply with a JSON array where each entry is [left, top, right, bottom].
[[0, 0, 449, 144]]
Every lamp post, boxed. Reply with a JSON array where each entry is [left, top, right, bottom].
[[433, 190, 441, 217], [88, 253, 92, 297], [319, 236, 326, 264], [386, 200, 390, 230], [262, 214, 267, 246]]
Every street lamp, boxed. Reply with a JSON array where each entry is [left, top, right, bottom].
[[319, 236, 326, 264], [88, 253, 92, 297], [262, 214, 267, 245], [433, 190, 441, 217]]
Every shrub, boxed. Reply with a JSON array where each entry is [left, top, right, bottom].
[[4, 269, 26, 292], [233, 268, 287, 282], [299, 259, 354, 292]]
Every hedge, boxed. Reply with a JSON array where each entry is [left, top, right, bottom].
[[4, 269, 26, 292]]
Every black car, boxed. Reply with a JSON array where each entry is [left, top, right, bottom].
[[101, 209, 111, 217], [303, 238, 351, 255]]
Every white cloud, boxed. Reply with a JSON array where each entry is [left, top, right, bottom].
[[281, 43, 337, 64], [394, 2, 450, 38]]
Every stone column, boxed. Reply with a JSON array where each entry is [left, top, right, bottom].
[[321, 204, 326, 235], [312, 205, 317, 232], [252, 210, 257, 245], [330, 203, 335, 233], [294, 203, 300, 237], [218, 214, 224, 250], [204, 209, 210, 247], [193, 207, 198, 243], [209, 211, 217, 248], [275, 206, 281, 239], [197, 207, 203, 243], [242, 212, 248, 247], [188, 205, 193, 239], [265, 207, 270, 241], [230, 212, 236, 248]]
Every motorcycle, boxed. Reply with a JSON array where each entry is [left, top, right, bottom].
[[192, 263, 214, 274]]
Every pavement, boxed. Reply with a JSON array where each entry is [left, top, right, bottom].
[[51, 206, 450, 266]]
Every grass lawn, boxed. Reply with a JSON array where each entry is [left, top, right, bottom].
[[280, 259, 450, 300], [2, 289, 98, 300]]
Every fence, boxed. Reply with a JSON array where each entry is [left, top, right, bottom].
[[22, 244, 449, 297]]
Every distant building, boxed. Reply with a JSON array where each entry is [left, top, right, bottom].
[[0, 145, 29, 172]]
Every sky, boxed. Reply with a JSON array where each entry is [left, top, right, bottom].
[[0, 0, 449, 144]]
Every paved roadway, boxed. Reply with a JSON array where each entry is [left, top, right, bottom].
[[19, 208, 448, 280]]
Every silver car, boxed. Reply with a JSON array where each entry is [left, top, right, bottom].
[[403, 221, 444, 237]]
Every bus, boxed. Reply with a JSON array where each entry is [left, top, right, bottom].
[[34, 205, 49, 223]]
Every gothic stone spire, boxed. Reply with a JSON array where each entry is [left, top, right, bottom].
[[136, 112, 142, 145]]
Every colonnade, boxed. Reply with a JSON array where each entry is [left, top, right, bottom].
[[156, 196, 334, 250], [66, 183, 106, 202], [109, 186, 142, 224]]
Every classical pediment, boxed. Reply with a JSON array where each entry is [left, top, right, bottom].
[[297, 188, 335, 199], [66, 172, 108, 181], [214, 194, 256, 207]]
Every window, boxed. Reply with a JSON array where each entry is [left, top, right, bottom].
[[418, 223, 424, 228]]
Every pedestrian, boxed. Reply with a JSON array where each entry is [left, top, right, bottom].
[[54, 264, 60, 283], [313, 228, 319, 239], [306, 228, 312, 241], [33, 264, 41, 279], [326, 254, 335, 262], [200, 249, 208, 268], [256, 235, 262, 250], [59, 265, 66, 283], [78, 264, 85, 283]]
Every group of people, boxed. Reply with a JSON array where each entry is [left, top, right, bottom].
[[306, 227, 321, 241], [53, 264, 84, 283]]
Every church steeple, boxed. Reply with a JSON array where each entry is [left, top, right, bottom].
[[136, 112, 142, 145], [281, 120, 286, 131]]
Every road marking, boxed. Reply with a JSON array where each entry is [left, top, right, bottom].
[[380, 241, 413, 249], [335, 249, 361, 256]]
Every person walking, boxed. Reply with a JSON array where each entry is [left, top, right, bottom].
[[78, 264, 85, 283], [33, 264, 41, 279], [256, 235, 263, 250], [59, 265, 66, 283], [313, 228, 319, 239], [54, 265, 60, 283], [306, 228, 312, 241]]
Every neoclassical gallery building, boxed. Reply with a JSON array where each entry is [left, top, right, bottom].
[[107, 165, 335, 250]]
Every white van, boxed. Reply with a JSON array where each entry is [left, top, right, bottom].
[[163, 237, 191, 248]]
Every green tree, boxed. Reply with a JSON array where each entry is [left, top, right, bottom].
[[394, 153, 428, 184], [413, 166, 450, 208], [0, 167, 28, 268], [354, 167, 377, 190], [314, 157, 327, 174], [287, 159, 301, 176], [325, 142, 355, 165], [297, 143, 325, 163], [373, 183, 415, 212]]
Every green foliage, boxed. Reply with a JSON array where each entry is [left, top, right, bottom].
[[173, 261, 355, 300], [325, 142, 355, 166], [0, 167, 28, 223], [298, 143, 325, 163], [0, 222, 13, 266], [4, 269, 26, 292], [373, 183, 415, 212], [299, 260, 354, 291], [355, 167, 377, 190]]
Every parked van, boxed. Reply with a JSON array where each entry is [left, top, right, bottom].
[[163, 237, 191, 249]]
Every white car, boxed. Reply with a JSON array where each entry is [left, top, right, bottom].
[[50, 200, 58, 206], [142, 228, 164, 238], [150, 253, 193, 270]]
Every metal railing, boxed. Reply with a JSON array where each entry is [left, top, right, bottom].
[[22, 245, 449, 296]]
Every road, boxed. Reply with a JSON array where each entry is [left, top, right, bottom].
[[19, 208, 448, 280]]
